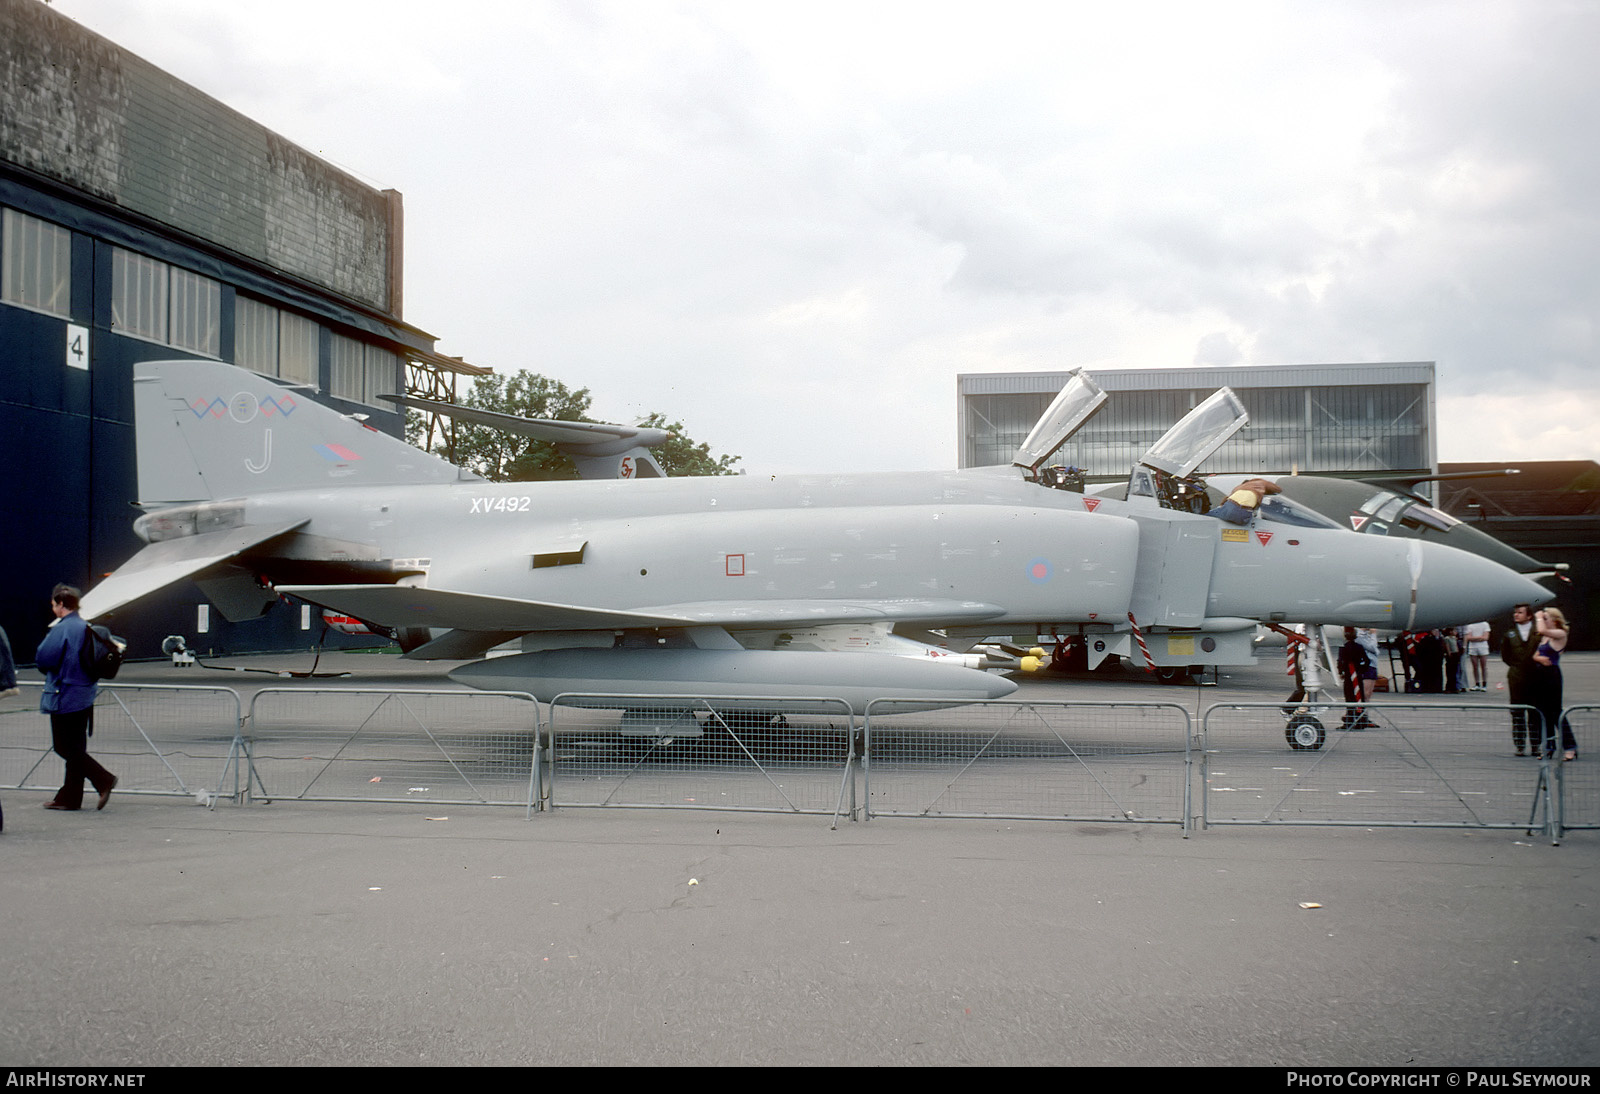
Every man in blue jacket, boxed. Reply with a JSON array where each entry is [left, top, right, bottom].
[[36, 584, 117, 811]]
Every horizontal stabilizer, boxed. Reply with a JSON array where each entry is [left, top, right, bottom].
[[81, 519, 307, 621]]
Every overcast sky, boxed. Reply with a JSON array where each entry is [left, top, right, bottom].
[[51, 0, 1600, 474]]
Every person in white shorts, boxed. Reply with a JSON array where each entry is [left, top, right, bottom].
[[1464, 621, 1491, 691]]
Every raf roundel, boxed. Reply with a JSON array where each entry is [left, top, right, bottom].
[[1025, 557, 1052, 584]]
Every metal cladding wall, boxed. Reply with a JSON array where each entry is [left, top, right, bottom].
[[1440, 462, 1600, 650], [957, 363, 1437, 476], [0, 0, 429, 663]]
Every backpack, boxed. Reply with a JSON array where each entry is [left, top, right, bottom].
[[79, 623, 126, 681]]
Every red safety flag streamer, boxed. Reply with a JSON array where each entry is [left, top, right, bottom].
[[1126, 612, 1155, 673]]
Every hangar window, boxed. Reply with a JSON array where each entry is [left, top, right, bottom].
[[365, 346, 400, 403], [279, 312, 319, 386], [170, 267, 220, 356], [237, 296, 321, 386], [2, 208, 72, 318], [330, 333, 366, 403], [330, 333, 400, 407], [111, 248, 168, 343], [235, 296, 279, 375], [112, 248, 222, 356]]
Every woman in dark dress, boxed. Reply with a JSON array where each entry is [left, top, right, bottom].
[[1530, 608, 1575, 761]]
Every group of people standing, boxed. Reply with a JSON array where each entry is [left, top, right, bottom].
[[1396, 627, 1488, 694], [1502, 604, 1577, 761], [1296, 608, 1578, 760]]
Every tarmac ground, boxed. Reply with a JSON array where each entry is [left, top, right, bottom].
[[2, 650, 1597, 1066]]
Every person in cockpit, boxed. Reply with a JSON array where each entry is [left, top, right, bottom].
[[1212, 477, 1282, 525]]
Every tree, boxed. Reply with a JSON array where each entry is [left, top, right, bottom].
[[409, 370, 739, 481], [459, 371, 594, 481], [636, 412, 742, 477]]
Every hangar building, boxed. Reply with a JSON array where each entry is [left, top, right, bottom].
[[1, 0, 482, 661], [957, 362, 1437, 479]]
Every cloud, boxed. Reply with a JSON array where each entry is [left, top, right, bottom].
[[49, 0, 1600, 472]]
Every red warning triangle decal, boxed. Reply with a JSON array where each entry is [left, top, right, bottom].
[[1083, 497, 1100, 512], [1350, 514, 1368, 531], [1255, 531, 1273, 546]]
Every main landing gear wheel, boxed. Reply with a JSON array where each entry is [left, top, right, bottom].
[[1285, 715, 1326, 751]]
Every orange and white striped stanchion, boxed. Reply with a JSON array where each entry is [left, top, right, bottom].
[[1261, 622, 1309, 676], [1126, 612, 1155, 673]]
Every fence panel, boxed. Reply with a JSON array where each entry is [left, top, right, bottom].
[[863, 699, 1192, 825], [0, 683, 244, 801], [1202, 702, 1551, 828], [1558, 706, 1597, 831], [548, 695, 857, 820], [246, 689, 542, 809]]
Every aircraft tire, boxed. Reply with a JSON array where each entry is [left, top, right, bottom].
[[1285, 715, 1326, 751]]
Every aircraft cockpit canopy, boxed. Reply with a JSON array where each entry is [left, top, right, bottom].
[[1012, 368, 1109, 477], [1125, 387, 1249, 513], [1357, 490, 1464, 535], [1138, 387, 1249, 479]]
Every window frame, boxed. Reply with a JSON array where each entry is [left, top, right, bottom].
[[1, 207, 72, 319]]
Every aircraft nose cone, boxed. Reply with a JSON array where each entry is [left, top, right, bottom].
[[1410, 541, 1554, 629]]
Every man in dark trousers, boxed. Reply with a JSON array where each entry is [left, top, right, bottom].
[[36, 584, 117, 810], [1501, 604, 1541, 757], [1337, 627, 1375, 731]]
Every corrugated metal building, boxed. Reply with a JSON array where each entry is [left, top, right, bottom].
[[957, 362, 1437, 478], [0, 0, 479, 661]]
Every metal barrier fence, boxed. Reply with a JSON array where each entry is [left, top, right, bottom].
[[1558, 706, 1597, 831], [0, 682, 243, 802], [1201, 702, 1553, 830], [546, 695, 858, 823], [245, 689, 543, 813], [4, 681, 1591, 836], [862, 699, 1193, 827]]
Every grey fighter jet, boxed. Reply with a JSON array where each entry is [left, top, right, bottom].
[[79, 361, 1552, 711]]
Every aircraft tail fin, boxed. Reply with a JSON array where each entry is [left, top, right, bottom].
[[134, 359, 474, 506]]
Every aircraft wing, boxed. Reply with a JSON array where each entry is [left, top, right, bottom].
[[277, 584, 1006, 634], [80, 519, 308, 621]]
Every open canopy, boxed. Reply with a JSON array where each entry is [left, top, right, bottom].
[[1138, 387, 1249, 478], [1011, 369, 1109, 474]]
